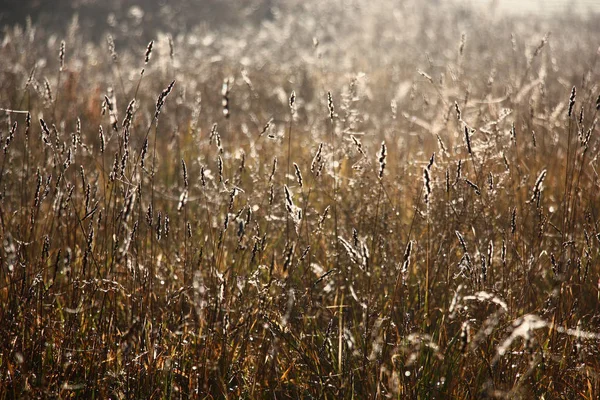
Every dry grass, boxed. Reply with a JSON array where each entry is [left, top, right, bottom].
[[1, 1, 600, 398]]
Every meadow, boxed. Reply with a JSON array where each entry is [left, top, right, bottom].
[[1, 0, 600, 398]]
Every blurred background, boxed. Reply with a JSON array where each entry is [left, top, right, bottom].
[[1, 0, 598, 43]]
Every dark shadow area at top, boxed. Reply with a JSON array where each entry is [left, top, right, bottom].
[[0, 0, 276, 43]]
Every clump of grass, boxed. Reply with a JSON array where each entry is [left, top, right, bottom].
[[1, 1, 600, 398]]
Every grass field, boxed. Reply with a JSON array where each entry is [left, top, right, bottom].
[[1, 0, 600, 398]]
